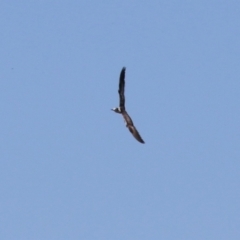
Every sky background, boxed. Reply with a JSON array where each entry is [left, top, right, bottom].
[[1, 1, 240, 239]]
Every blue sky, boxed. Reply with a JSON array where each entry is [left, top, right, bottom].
[[1, 1, 240, 239]]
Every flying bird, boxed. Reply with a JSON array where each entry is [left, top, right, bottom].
[[111, 67, 145, 144]]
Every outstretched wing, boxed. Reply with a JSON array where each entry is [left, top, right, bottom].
[[128, 125, 145, 144], [122, 111, 145, 144], [118, 67, 126, 109]]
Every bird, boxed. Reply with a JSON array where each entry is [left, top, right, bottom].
[[111, 67, 145, 144]]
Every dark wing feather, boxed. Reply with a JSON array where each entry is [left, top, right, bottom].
[[118, 67, 126, 109], [123, 111, 145, 144], [128, 125, 145, 144], [122, 111, 133, 126]]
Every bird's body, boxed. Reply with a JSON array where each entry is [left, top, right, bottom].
[[112, 67, 145, 144]]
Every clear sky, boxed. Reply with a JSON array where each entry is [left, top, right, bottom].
[[1, 1, 240, 239]]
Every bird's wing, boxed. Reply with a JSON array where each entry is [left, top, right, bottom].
[[118, 67, 126, 109], [122, 111, 145, 144], [122, 110, 134, 125], [128, 125, 145, 144]]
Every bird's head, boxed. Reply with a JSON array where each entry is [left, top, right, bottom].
[[111, 107, 121, 113]]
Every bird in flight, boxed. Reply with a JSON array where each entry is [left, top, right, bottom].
[[111, 67, 145, 144]]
